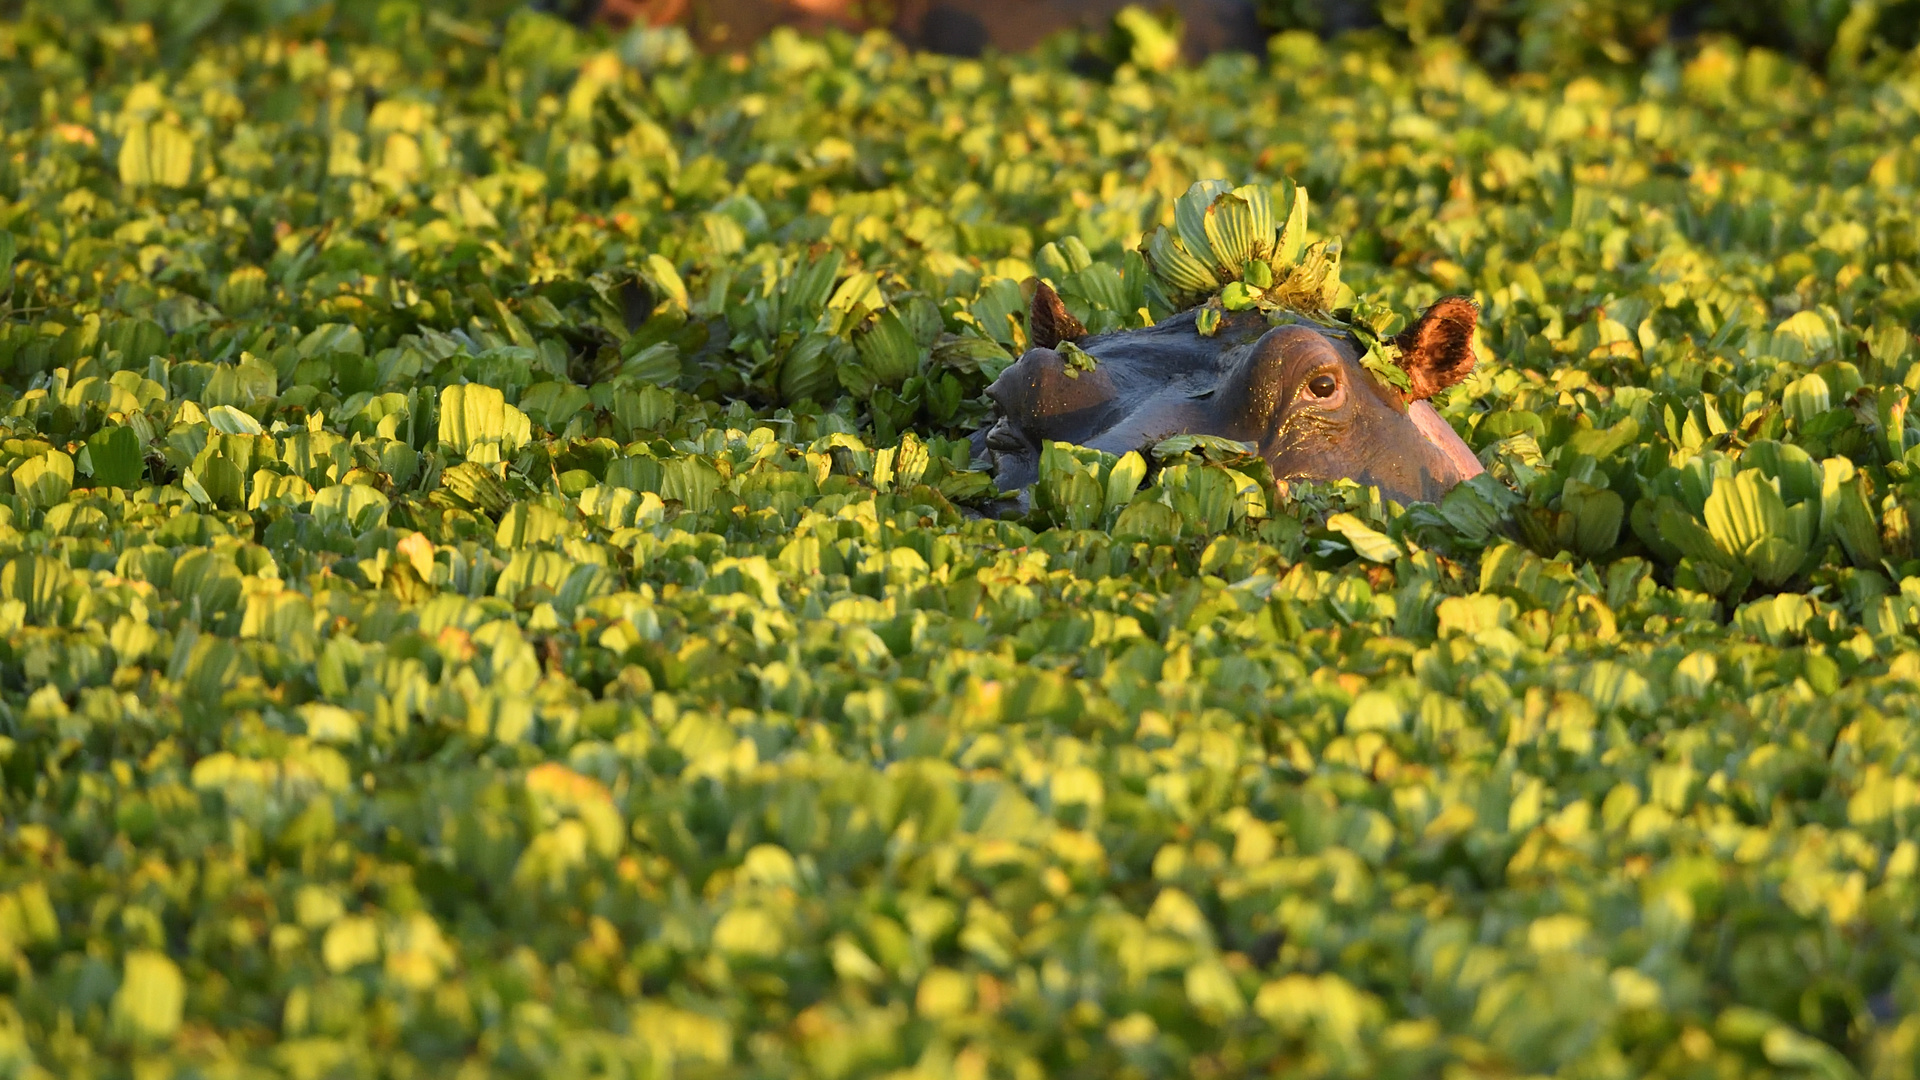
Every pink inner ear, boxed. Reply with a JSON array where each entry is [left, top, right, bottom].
[[1409, 401, 1484, 479]]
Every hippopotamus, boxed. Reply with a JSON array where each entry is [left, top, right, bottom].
[[974, 285, 1486, 506]]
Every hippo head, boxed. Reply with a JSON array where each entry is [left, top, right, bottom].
[[975, 285, 1485, 506]]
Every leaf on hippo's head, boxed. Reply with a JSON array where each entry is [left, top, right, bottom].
[[1056, 341, 1098, 379], [1174, 179, 1235, 269], [1360, 338, 1414, 395], [1142, 177, 1361, 325], [1146, 226, 1220, 302], [1274, 179, 1309, 268], [1203, 188, 1274, 271], [1264, 239, 1344, 316]]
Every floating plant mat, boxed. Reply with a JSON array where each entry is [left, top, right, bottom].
[[0, 6, 1916, 1078]]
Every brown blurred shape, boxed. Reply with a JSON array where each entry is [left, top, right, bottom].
[[594, 0, 1264, 59], [594, 0, 688, 28]]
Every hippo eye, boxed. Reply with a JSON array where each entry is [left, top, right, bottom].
[[1307, 373, 1339, 399]]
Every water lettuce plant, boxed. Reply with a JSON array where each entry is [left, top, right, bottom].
[[0, 5, 1918, 1080]]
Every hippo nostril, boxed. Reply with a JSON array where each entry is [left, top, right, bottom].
[[986, 421, 1027, 453], [1308, 374, 1338, 398]]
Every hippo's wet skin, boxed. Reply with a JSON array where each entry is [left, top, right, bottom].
[[974, 287, 1485, 506]]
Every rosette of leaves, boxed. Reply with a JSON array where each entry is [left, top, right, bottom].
[[1630, 440, 1882, 601], [1107, 434, 1279, 542], [1146, 179, 1352, 314], [1506, 415, 1644, 561], [809, 270, 944, 443], [1032, 236, 1155, 339], [1033, 441, 1148, 532], [1140, 179, 1410, 393], [1031, 433, 1278, 541], [726, 250, 847, 406], [524, 261, 705, 390]]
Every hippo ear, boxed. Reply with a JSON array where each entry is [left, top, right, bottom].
[[1392, 296, 1478, 401], [1029, 281, 1087, 351]]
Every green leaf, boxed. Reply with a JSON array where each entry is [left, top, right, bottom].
[[1151, 433, 1257, 463], [1345, 690, 1404, 732], [1564, 416, 1641, 460], [1873, 386, 1909, 460], [1105, 451, 1147, 515], [322, 915, 381, 973], [496, 502, 570, 549], [311, 484, 391, 534], [119, 121, 196, 188], [1438, 473, 1518, 543], [1866, 322, 1909, 367], [1162, 464, 1239, 534], [13, 450, 74, 511], [930, 334, 1015, 377], [113, 950, 185, 1042], [661, 456, 723, 513], [1274, 179, 1309, 268], [778, 334, 840, 404], [1560, 478, 1624, 557], [180, 466, 213, 507], [1202, 189, 1271, 273], [173, 550, 244, 616], [439, 384, 532, 458], [496, 549, 574, 599], [1036, 237, 1093, 281], [643, 254, 689, 310], [1742, 439, 1821, 503], [1, 554, 70, 625], [1113, 498, 1182, 544], [1781, 372, 1831, 424], [1774, 310, 1836, 363], [520, 382, 592, 431], [1036, 442, 1108, 530], [218, 266, 269, 313], [852, 309, 924, 390], [619, 342, 682, 385], [1819, 458, 1882, 566], [87, 427, 144, 489], [1185, 958, 1247, 1018], [1359, 338, 1412, 394], [207, 404, 265, 436], [1736, 594, 1814, 644], [1760, 1025, 1861, 1080], [1146, 226, 1221, 300], [889, 432, 931, 490], [198, 453, 245, 509], [1113, 6, 1182, 71], [1326, 513, 1404, 562], [1704, 471, 1804, 586], [1056, 340, 1098, 377], [15, 19, 1920, 1069], [442, 462, 511, 514], [1174, 179, 1235, 270], [1220, 280, 1257, 311], [828, 271, 884, 314], [1656, 501, 1735, 569]]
